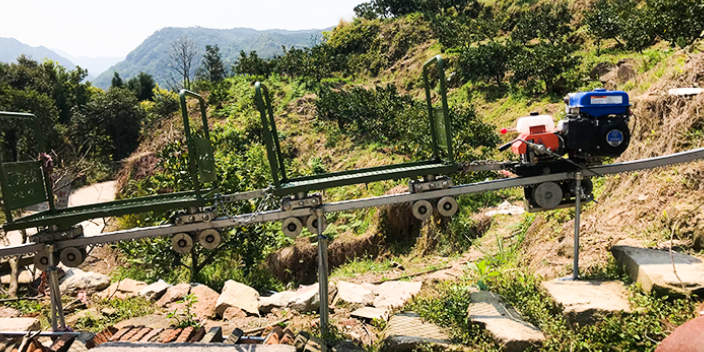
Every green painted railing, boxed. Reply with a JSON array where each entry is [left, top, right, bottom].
[[179, 90, 217, 196], [0, 112, 54, 224], [423, 55, 454, 164]]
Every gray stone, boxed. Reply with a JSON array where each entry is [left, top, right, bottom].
[[0, 317, 40, 331], [335, 281, 374, 307], [289, 284, 320, 313], [469, 291, 545, 352], [541, 280, 632, 326], [288, 282, 336, 313], [332, 340, 365, 352], [611, 244, 704, 297], [215, 280, 259, 317], [96, 278, 148, 300], [59, 268, 111, 294], [382, 312, 449, 352], [351, 307, 389, 321], [156, 283, 191, 307], [91, 342, 296, 351], [138, 280, 171, 301], [373, 281, 422, 308], [259, 291, 296, 314]]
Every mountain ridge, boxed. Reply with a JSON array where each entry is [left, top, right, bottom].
[[92, 26, 329, 89], [0, 37, 76, 71]]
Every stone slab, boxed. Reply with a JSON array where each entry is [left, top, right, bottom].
[[92, 342, 296, 351], [350, 307, 389, 321], [611, 244, 704, 297], [0, 317, 40, 331], [335, 281, 374, 307], [541, 280, 632, 326], [373, 282, 422, 309], [469, 291, 545, 352], [382, 312, 449, 352], [115, 315, 172, 329]]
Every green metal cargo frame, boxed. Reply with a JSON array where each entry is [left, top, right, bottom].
[[255, 55, 458, 197], [0, 90, 217, 232]]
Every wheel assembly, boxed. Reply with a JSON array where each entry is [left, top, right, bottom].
[[172, 233, 194, 254], [197, 229, 221, 250], [34, 249, 52, 271], [282, 217, 303, 238], [532, 182, 563, 210], [59, 247, 85, 267], [306, 215, 328, 234], [412, 200, 434, 221], [437, 196, 458, 217]]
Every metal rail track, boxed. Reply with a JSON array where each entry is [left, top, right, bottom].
[[2, 146, 703, 260]]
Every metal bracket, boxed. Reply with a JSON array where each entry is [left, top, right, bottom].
[[30, 226, 83, 244], [173, 209, 218, 226], [409, 176, 453, 194], [281, 193, 322, 212]]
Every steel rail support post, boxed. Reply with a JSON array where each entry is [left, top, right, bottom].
[[316, 208, 329, 336], [46, 245, 66, 330], [573, 172, 583, 280]]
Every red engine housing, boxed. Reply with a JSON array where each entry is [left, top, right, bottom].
[[511, 125, 561, 155]]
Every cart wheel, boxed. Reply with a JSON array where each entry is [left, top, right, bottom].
[[306, 215, 328, 234], [34, 250, 52, 272], [60, 247, 85, 267], [282, 217, 303, 238], [172, 233, 194, 254], [197, 229, 221, 250], [412, 200, 433, 221], [437, 196, 458, 217]]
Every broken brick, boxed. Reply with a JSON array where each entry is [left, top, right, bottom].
[[188, 327, 206, 343], [49, 334, 76, 352], [161, 328, 182, 343], [129, 327, 152, 342], [175, 327, 194, 343], [140, 328, 163, 343], [109, 326, 134, 342], [120, 326, 145, 341]]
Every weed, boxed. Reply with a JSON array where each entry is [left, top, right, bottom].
[[167, 293, 201, 329], [75, 296, 155, 333]]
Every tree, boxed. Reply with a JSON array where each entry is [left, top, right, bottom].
[[201, 45, 226, 83], [646, 0, 704, 47], [111, 72, 123, 89], [167, 36, 199, 90], [510, 2, 573, 45], [232, 50, 271, 77], [354, 2, 378, 19], [71, 88, 145, 161], [459, 41, 510, 86], [126, 72, 156, 101], [583, 0, 623, 54]]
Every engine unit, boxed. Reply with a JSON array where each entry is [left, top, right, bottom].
[[500, 88, 632, 212], [562, 88, 631, 159]]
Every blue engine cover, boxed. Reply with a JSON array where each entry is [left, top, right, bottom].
[[568, 88, 630, 118]]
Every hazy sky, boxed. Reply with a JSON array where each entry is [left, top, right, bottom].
[[0, 0, 366, 58]]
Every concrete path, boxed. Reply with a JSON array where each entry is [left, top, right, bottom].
[[68, 181, 117, 236]]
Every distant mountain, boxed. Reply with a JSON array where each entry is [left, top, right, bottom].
[[51, 48, 124, 78], [92, 26, 328, 90], [0, 37, 76, 70]]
